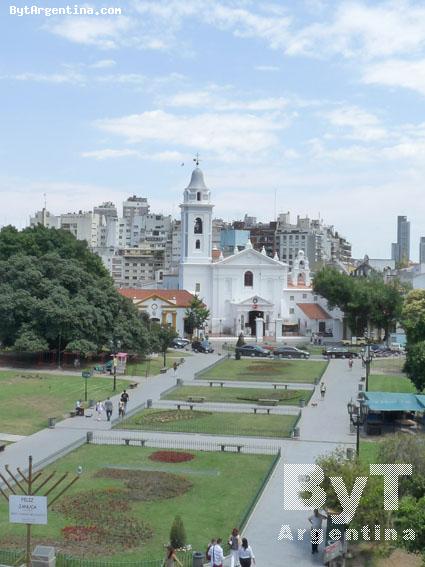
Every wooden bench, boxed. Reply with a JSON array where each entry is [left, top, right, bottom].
[[253, 406, 273, 414], [209, 381, 224, 387], [176, 403, 194, 410], [123, 438, 147, 447], [187, 396, 205, 403], [258, 399, 279, 406], [129, 382, 138, 389], [273, 384, 289, 390], [0, 444, 6, 452], [220, 443, 244, 453]]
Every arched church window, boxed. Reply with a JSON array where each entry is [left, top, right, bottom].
[[195, 239, 201, 249], [197, 192, 201, 201], [244, 271, 254, 287], [194, 217, 203, 234]]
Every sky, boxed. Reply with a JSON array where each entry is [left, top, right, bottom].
[[1, 0, 425, 259]]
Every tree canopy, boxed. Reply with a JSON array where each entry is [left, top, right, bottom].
[[0, 225, 151, 354], [313, 268, 404, 337], [184, 295, 210, 336]]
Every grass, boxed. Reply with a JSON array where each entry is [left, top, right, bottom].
[[370, 357, 406, 375], [198, 358, 327, 384], [0, 371, 129, 435], [115, 408, 297, 438], [359, 440, 381, 465], [368, 374, 418, 393], [0, 444, 275, 561], [162, 385, 313, 405], [125, 352, 191, 377]]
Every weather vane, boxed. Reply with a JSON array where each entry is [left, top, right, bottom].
[[193, 152, 201, 167]]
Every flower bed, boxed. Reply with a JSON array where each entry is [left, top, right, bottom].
[[149, 451, 195, 463]]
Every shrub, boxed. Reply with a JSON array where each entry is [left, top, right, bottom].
[[170, 515, 186, 549]]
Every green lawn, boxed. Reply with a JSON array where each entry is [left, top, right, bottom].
[[0, 371, 129, 435], [359, 441, 381, 465], [0, 445, 275, 561], [126, 352, 191, 377], [162, 385, 312, 405], [370, 357, 405, 375], [115, 408, 297, 438], [198, 358, 327, 384], [368, 374, 418, 393]]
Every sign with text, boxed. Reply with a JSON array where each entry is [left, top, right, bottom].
[[9, 495, 47, 525]]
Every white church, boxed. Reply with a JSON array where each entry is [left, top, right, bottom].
[[170, 165, 344, 340]]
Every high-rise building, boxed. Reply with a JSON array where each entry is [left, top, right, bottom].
[[391, 215, 410, 265], [122, 196, 149, 221], [420, 237, 425, 264]]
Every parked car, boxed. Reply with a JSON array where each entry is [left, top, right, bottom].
[[192, 340, 214, 353], [322, 347, 358, 359], [171, 337, 190, 349], [235, 344, 272, 357], [273, 346, 310, 359]]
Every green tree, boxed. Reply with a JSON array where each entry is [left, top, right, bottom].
[[394, 496, 425, 556], [13, 327, 49, 352], [404, 341, 425, 392], [151, 324, 178, 367], [169, 515, 186, 549], [401, 289, 425, 344], [184, 295, 210, 337]]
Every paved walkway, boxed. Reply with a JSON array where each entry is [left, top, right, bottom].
[[0, 354, 362, 567]]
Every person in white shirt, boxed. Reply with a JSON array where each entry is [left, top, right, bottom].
[[309, 509, 327, 554], [210, 538, 224, 567], [228, 527, 242, 567], [238, 538, 255, 567]]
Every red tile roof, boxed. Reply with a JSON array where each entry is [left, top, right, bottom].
[[118, 289, 195, 308], [297, 303, 331, 320]]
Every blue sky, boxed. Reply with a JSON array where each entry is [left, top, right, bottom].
[[2, 0, 425, 259]]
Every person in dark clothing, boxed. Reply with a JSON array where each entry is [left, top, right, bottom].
[[120, 390, 129, 409], [104, 398, 113, 421]]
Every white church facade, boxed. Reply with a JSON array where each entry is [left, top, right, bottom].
[[177, 165, 344, 340]]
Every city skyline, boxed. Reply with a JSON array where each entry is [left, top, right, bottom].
[[2, 1, 425, 258]]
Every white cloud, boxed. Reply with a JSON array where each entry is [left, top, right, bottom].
[[90, 59, 116, 68], [94, 109, 287, 157], [254, 65, 280, 72], [2, 70, 85, 85], [47, 16, 134, 49], [81, 149, 140, 160], [323, 105, 387, 141], [362, 58, 425, 96]]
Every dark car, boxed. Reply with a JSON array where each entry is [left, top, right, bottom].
[[235, 344, 272, 357], [322, 347, 358, 359], [273, 346, 310, 359], [171, 338, 190, 349], [192, 340, 214, 353]]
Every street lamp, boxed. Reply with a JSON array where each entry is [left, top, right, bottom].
[[109, 338, 121, 392], [347, 400, 365, 456], [361, 333, 373, 391], [219, 319, 222, 337]]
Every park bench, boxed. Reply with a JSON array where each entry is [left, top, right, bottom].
[[186, 396, 205, 403], [253, 406, 274, 414], [129, 382, 138, 389], [176, 403, 194, 410], [272, 384, 289, 390], [219, 443, 244, 453], [209, 381, 224, 387], [123, 438, 147, 447], [258, 399, 279, 406], [0, 444, 5, 452]]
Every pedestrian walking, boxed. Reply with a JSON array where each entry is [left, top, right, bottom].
[[163, 545, 182, 567], [95, 401, 104, 421], [320, 382, 326, 399], [309, 509, 327, 554], [348, 357, 353, 369], [173, 361, 178, 377], [118, 400, 125, 419], [238, 538, 256, 567], [228, 528, 242, 567], [120, 389, 129, 409], [210, 538, 224, 567], [206, 539, 216, 563], [104, 397, 113, 421]]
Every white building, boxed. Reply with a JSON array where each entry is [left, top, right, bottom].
[[178, 166, 343, 339]]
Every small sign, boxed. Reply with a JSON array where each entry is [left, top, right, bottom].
[[82, 371, 92, 379], [9, 495, 47, 525]]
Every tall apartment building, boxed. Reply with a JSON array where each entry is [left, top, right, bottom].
[[391, 215, 410, 265], [122, 196, 149, 221], [110, 245, 165, 288], [419, 237, 425, 264], [29, 209, 61, 229]]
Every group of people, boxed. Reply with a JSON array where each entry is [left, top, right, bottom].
[[206, 528, 255, 567], [86, 390, 129, 422]]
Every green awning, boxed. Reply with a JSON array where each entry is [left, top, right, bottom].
[[364, 392, 425, 412]]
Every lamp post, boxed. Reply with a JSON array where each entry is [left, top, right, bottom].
[[219, 319, 222, 337], [109, 338, 121, 392], [347, 400, 365, 456], [361, 333, 373, 391]]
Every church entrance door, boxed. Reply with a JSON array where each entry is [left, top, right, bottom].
[[248, 310, 264, 336]]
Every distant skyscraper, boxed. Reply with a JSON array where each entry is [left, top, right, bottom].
[[420, 237, 425, 264], [391, 215, 410, 264]]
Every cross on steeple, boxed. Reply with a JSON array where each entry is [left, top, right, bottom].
[[193, 152, 201, 167]]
